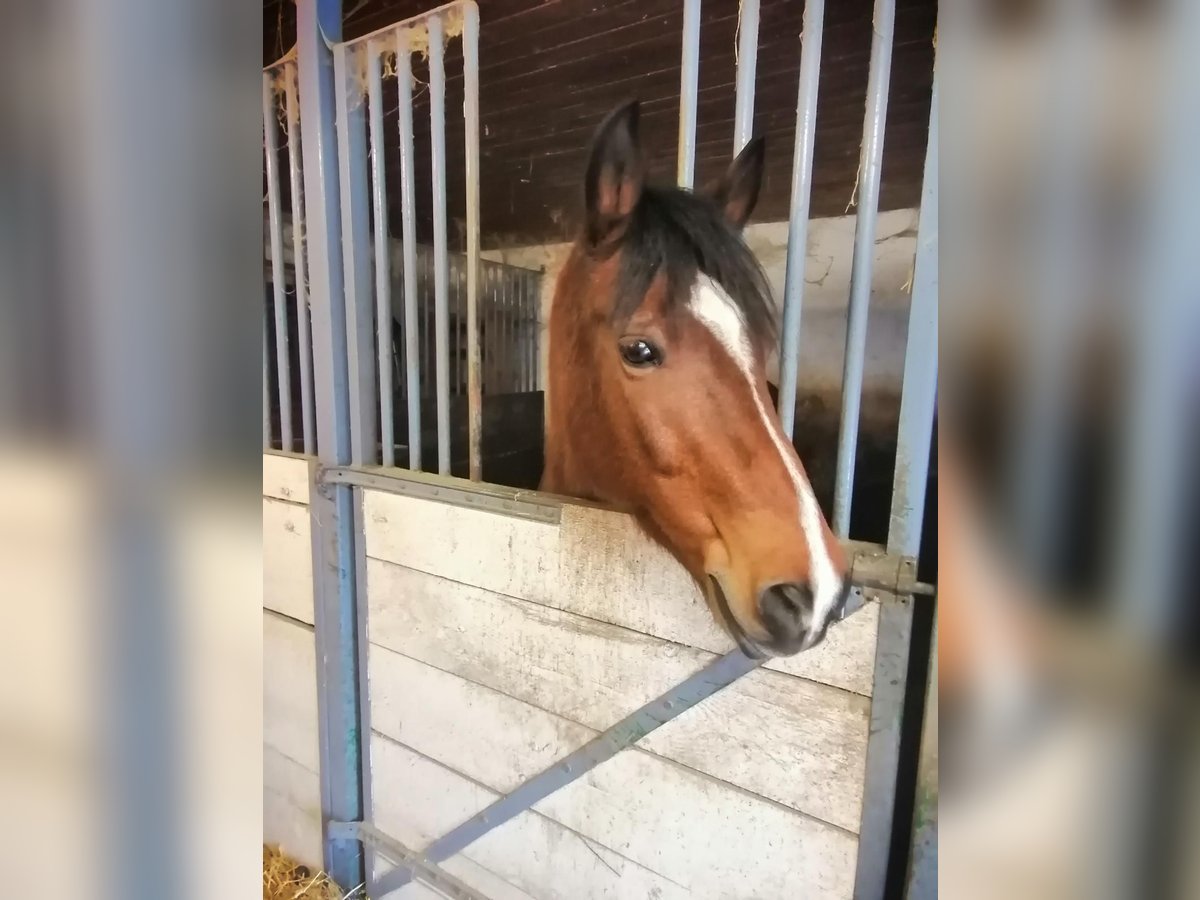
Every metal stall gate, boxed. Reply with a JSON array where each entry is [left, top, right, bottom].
[[263, 0, 937, 896]]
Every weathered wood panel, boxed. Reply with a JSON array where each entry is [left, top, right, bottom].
[[264, 612, 320, 869], [263, 452, 311, 505], [363, 489, 878, 695], [370, 700, 857, 898], [263, 498, 314, 624], [371, 734, 697, 900], [367, 561, 869, 833], [264, 613, 319, 772]]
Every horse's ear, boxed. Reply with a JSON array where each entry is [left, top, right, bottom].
[[584, 101, 644, 249], [708, 137, 766, 229]]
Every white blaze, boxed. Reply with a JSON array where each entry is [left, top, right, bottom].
[[688, 276, 844, 638]]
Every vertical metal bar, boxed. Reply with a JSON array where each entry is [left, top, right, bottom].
[[677, 0, 701, 187], [367, 40, 395, 468], [519, 273, 528, 392], [263, 300, 272, 447], [264, 72, 294, 450], [732, 0, 760, 153], [334, 42, 380, 465], [1010, 0, 1090, 576], [776, 0, 826, 438], [463, 0, 483, 480], [428, 13, 451, 473], [853, 593, 914, 900], [295, 0, 363, 889], [480, 266, 488, 395], [502, 270, 511, 393], [487, 267, 496, 394], [285, 63, 316, 455], [887, 70, 937, 559], [832, 0, 896, 538], [532, 273, 541, 392], [905, 617, 938, 899], [396, 35, 422, 470], [422, 250, 431, 402]]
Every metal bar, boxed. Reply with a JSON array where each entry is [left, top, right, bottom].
[[853, 592, 914, 899], [463, 0, 482, 479], [374, 650, 766, 894], [775, 0, 826, 438], [518, 273, 526, 392], [367, 42, 395, 468], [887, 68, 937, 559], [263, 300, 272, 447], [334, 42, 380, 465], [285, 63, 317, 455], [502, 271, 511, 393], [328, 821, 491, 900], [396, 36, 422, 470], [732, 0, 760, 153], [832, 0, 896, 538], [322, 464, 561, 525], [905, 616, 938, 900], [421, 249, 430, 402], [428, 13, 452, 473], [677, 0, 701, 186], [264, 72, 294, 450], [532, 273, 540, 392], [296, 0, 364, 888]]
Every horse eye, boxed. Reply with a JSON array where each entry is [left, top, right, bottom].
[[619, 339, 663, 368]]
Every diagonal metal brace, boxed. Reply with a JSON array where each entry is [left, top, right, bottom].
[[328, 820, 490, 900], [372, 649, 765, 895]]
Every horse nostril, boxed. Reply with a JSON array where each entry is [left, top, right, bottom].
[[757, 582, 815, 647]]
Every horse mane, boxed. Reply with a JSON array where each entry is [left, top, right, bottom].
[[606, 184, 777, 346]]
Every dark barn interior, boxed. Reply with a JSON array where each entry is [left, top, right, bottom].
[[265, 0, 936, 247]]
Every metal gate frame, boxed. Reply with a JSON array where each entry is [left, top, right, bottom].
[[276, 0, 939, 895]]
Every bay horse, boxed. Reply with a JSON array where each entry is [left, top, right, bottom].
[[542, 101, 852, 658]]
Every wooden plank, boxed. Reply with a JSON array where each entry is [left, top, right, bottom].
[[371, 734, 695, 900], [263, 451, 311, 505], [371, 706, 857, 898], [366, 562, 870, 832], [263, 498, 314, 624], [264, 612, 319, 773], [362, 489, 878, 695], [264, 744, 322, 870]]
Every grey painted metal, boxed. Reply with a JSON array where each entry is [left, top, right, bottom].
[[296, 0, 364, 888], [1010, 0, 1088, 576], [832, 0, 896, 538], [1111, 0, 1197, 642], [374, 649, 766, 894], [350, 488, 377, 890], [264, 72, 293, 450], [396, 37, 422, 470], [905, 617, 938, 900], [285, 63, 317, 455], [333, 42, 379, 466], [263, 302, 271, 446], [367, 42, 395, 468], [522, 274, 532, 391], [429, 13, 452, 473], [329, 820, 491, 900], [732, 0, 760, 153], [886, 69, 937, 559], [322, 464, 562, 525], [853, 591, 913, 900], [776, 0, 827, 437], [463, 0, 482, 479], [677, 0, 701, 186]]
